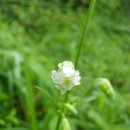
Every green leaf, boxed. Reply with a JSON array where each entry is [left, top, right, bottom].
[[35, 86, 57, 107]]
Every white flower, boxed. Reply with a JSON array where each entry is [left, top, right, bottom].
[[51, 61, 81, 94]]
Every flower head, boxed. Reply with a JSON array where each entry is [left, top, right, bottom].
[[51, 61, 81, 94]]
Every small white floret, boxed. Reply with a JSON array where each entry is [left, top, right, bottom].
[[51, 61, 81, 94]]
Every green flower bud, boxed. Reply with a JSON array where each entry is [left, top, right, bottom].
[[68, 97, 78, 104], [61, 117, 71, 130], [64, 103, 77, 115], [95, 78, 115, 99]]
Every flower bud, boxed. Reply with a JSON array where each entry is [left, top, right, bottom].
[[61, 117, 71, 130], [64, 103, 77, 115], [95, 78, 115, 99]]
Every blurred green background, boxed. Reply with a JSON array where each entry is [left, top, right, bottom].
[[0, 0, 130, 130]]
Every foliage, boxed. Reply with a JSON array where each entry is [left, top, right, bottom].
[[0, 0, 130, 130]]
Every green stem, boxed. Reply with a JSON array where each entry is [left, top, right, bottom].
[[56, 115, 61, 130], [35, 86, 58, 107], [64, 91, 70, 102], [56, 91, 69, 130], [82, 80, 95, 97], [75, 0, 96, 68]]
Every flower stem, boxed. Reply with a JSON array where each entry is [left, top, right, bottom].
[[74, 0, 96, 68], [56, 91, 70, 130], [56, 115, 61, 130], [64, 91, 70, 102]]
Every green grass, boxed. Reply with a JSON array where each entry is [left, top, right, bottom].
[[0, 1, 130, 130]]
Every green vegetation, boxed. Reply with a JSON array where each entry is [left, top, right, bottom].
[[0, 0, 130, 130]]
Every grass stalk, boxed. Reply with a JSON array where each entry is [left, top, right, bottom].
[[75, 0, 96, 68], [24, 66, 38, 130]]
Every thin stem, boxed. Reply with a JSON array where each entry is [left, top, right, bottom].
[[64, 91, 70, 102], [56, 115, 61, 130], [56, 91, 60, 102], [35, 86, 58, 107], [82, 80, 95, 97], [56, 91, 70, 130], [75, 0, 96, 68]]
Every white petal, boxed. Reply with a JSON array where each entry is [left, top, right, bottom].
[[51, 70, 60, 84], [62, 67, 75, 77], [72, 71, 81, 85], [63, 61, 74, 68]]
